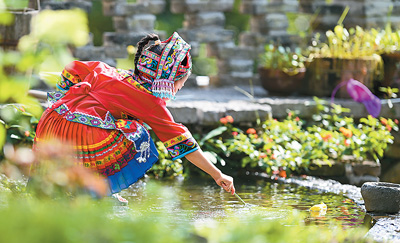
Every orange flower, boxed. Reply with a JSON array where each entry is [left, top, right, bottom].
[[380, 118, 388, 126], [259, 153, 267, 159], [266, 148, 271, 154], [321, 133, 332, 142], [295, 117, 300, 122], [219, 117, 228, 124], [344, 139, 351, 146], [20, 106, 25, 113], [395, 119, 399, 124], [24, 131, 30, 137], [271, 154, 276, 160], [232, 131, 238, 136], [279, 170, 287, 178], [246, 128, 257, 134], [226, 115, 234, 123], [339, 127, 352, 138], [386, 125, 392, 132]]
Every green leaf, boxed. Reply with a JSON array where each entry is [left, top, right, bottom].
[[0, 122, 5, 149], [200, 126, 227, 145], [203, 151, 218, 164]]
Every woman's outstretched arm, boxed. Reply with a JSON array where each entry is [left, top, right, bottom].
[[185, 149, 235, 195]]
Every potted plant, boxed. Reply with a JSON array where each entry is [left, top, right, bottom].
[[374, 24, 400, 89], [304, 23, 383, 98], [258, 43, 307, 95]]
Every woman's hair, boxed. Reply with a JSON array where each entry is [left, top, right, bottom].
[[134, 33, 164, 75]]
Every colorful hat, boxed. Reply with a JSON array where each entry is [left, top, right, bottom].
[[136, 32, 192, 99], [331, 79, 381, 118]]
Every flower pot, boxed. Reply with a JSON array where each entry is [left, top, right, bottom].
[[0, 8, 38, 50], [258, 67, 305, 96], [381, 52, 400, 88], [302, 57, 380, 98]]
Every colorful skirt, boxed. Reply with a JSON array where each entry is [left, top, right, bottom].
[[34, 109, 159, 194]]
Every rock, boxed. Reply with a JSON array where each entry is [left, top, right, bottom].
[[361, 182, 400, 214]]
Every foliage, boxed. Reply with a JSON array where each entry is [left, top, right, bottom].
[[199, 98, 397, 176], [308, 24, 380, 59], [0, 183, 372, 243], [0, 5, 88, 157], [87, 0, 114, 46], [225, 0, 250, 44], [149, 141, 183, 179], [0, 104, 38, 148], [259, 43, 306, 76], [192, 43, 218, 76], [0, 6, 90, 155]]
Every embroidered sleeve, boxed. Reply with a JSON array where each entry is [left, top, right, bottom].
[[163, 132, 199, 160]]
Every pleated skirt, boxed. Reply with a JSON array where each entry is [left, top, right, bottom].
[[34, 109, 159, 194]]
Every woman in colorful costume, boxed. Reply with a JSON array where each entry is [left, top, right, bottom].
[[34, 32, 235, 201]]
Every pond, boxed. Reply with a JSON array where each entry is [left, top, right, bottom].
[[119, 176, 368, 229]]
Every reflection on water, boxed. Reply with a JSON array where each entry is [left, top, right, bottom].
[[121, 176, 366, 229]]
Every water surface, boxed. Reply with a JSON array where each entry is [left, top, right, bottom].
[[120, 176, 366, 228]]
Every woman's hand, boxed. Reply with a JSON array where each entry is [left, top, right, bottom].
[[184, 149, 235, 195], [214, 174, 235, 195]]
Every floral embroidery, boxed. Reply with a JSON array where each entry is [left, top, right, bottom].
[[167, 137, 199, 160], [163, 132, 192, 148], [47, 91, 67, 107]]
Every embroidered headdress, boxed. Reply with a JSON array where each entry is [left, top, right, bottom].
[[135, 32, 192, 99]]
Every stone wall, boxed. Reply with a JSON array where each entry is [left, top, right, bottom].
[[36, 0, 400, 86]]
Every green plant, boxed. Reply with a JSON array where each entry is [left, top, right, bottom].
[[259, 43, 306, 76], [198, 98, 397, 177], [149, 141, 183, 179]]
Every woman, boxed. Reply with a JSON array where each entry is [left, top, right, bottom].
[[34, 32, 235, 202]]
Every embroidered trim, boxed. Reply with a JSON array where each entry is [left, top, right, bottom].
[[47, 91, 67, 107], [156, 33, 178, 80], [163, 131, 192, 148], [62, 69, 81, 84], [167, 137, 199, 160], [117, 69, 152, 94], [137, 65, 156, 77], [74, 130, 119, 150], [53, 103, 116, 130], [142, 49, 160, 59]]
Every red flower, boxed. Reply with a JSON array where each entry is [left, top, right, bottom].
[[226, 115, 234, 123], [259, 153, 267, 159], [232, 131, 238, 136], [288, 112, 292, 118], [380, 118, 388, 126], [246, 128, 257, 134], [395, 119, 399, 124], [24, 131, 30, 137], [386, 125, 392, 132], [220, 117, 228, 124], [295, 117, 300, 122]]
